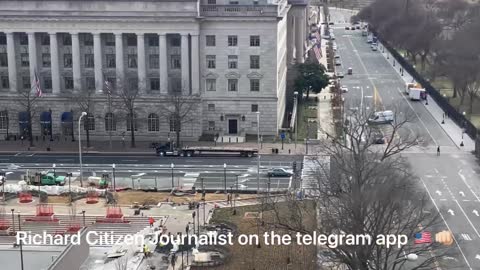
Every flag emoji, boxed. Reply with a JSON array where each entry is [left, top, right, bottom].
[[414, 232, 432, 244]]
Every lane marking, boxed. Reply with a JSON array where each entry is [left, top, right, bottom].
[[458, 170, 480, 202], [454, 199, 480, 239], [420, 177, 472, 269]]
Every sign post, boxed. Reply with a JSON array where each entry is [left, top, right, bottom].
[[280, 132, 285, 150]]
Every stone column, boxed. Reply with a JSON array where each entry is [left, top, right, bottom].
[[180, 34, 190, 93], [295, 9, 305, 64], [159, 34, 168, 94], [137, 33, 146, 93], [286, 14, 295, 65], [49, 33, 61, 94], [93, 33, 104, 92], [27, 32, 38, 85], [71, 33, 82, 91], [115, 33, 125, 89], [6, 32, 17, 92], [190, 34, 200, 95]]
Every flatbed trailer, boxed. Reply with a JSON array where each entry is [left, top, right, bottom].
[[156, 146, 258, 157]]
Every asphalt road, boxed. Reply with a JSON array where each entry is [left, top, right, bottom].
[[330, 9, 455, 148], [330, 8, 479, 269]]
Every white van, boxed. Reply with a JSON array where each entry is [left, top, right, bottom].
[[368, 111, 394, 124]]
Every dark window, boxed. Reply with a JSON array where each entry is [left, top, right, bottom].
[[105, 35, 115, 46], [228, 36, 237, 46], [64, 54, 72, 68], [20, 53, 29, 67], [0, 111, 7, 130], [250, 35, 260, 46], [0, 53, 7, 67], [150, 54, 159, 69], [206, 35, 216, 46], [171, 37, 181, 47], [85, 54, 94, 68], [128, 77, 138, 91], [86, 77, 95, 90], [127, 35, 137, 46], [206, 79, 216, 91], [19, 34, 28, 45], [85, 115, 95, 131], [229, 0, 239, 4], [208, 104, 215, 111], [106, 54, 116, 68], [41, 34, 49, 46], [42, 53, 51, 68], [250, 55, 260, 69], [208, 0, 216, 4], [228, 55, 237, 69], [63, 34, 71, 46], [44, 77, 52, 90], [1, 76, 9, 89], [84, 34, 93, 46], [251, 104, 258, 112], [150, 78, 160, 91], [148, 36, 159, 46], [106, 77, 116, 92], [0, 34, 6, 45], [128, 54, 137, 68], [148, 113, 159, 132], [228, 79, 238, 91], [64, 77, 74, 90], [105, 113, 116, 131], [171, 55, 181, 69], [250, 79, 260, 91], [22, 76, 30, 89], [206, 55, 216, 69]]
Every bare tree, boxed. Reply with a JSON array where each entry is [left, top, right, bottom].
[[113, 82, 141, 148], [68, 89, 96, 148], [268, 106, 454, 269], [157, 92, 199, 148], [15, 88, 41, 147]]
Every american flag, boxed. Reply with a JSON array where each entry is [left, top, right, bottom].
[[34, 71, 42, 97], [414, 232, 432, 244], [313, 42, 321, 60]]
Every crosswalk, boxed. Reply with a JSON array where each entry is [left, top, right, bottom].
[[0, 214, 167, 246]]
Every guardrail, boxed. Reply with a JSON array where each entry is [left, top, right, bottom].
[[200, 5, 279, 17]]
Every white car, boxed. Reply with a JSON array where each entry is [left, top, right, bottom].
[[341, 86, 348, 93]]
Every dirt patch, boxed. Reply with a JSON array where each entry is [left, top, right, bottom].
[[115, 191, 257, 205], [47, 196, 70, 204], [200, 201, 317, 270]]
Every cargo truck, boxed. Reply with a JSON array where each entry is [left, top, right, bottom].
[[155, 143, 258, 157], [30, 172, 66, 186]]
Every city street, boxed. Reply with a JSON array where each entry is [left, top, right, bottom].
[[330, 7, 480, 269]]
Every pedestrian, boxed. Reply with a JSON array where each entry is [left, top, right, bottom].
[[149, 216, 155, 227], [437, 146, 440, 156]]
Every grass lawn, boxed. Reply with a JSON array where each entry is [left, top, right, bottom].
[[199, 201, 318, 270], [297, 98, 319, 140]]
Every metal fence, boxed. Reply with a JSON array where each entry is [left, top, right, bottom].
[[377, 35, 478, 140]]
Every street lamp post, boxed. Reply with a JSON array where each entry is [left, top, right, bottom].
[[0, 172, 5, 202], [171, 163, 175, 190], [10, 209, 15, 234], [256, 111, 260, 194], [81, 210, 86, 227], [223, 163, 227, 194], [78, 112, 87, 187], [66, 173, 72, 204], [52, 163, 56, 177], [233, 175, 238, 215], [112, 163, 116, 192], [17, 211, 24, 270], [461, 111, 466, 146], [293, 91, 299, 149]]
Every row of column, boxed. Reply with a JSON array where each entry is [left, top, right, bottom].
[[4, 32, 200, 94]]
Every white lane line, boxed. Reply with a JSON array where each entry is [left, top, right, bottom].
[[458, 170, 480, 201], [360, 86, 364, 110], [395, 86, 437, 145], [420, 177, 472, 269], [454, 199, 480, 239]]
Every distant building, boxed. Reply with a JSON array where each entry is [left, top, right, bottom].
[[0, 0, 310, 142]]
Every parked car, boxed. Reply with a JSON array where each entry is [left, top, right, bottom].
[[347, 67, 353, 75], [345, 26, 350, 30], [328, 22, 334, 25], [334, 55, 340, 59], [267, 168, 293, 177], [368, 110, 394, 124], [341, 86, 348, 93], [335, 59, 342, 66], [336, 72, 345, 78], [356, 25, 361, 29]]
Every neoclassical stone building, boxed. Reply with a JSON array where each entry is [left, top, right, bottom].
[[0, 0, 309, 142]]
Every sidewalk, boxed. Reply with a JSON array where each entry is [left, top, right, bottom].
[[378, 43, 475, 152], [0, 139, 307, 155]]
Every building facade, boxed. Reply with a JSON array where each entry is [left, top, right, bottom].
[[0, 0, 309, 142]]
